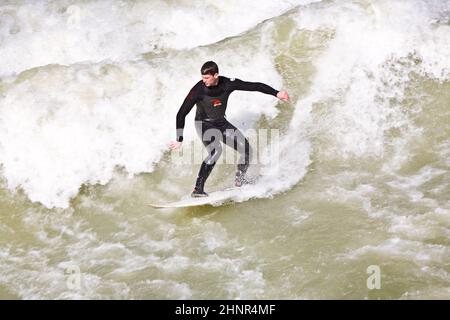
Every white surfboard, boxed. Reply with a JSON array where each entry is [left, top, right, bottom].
[[149, 187, 244, 209]]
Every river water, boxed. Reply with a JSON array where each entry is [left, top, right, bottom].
[[0, 0, 449, 299]]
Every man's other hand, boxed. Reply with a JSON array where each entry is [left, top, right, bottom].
[[277, 91, 290, 102], [169, 141, 182, 150]]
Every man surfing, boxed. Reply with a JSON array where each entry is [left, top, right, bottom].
[[169, 61, 290, 197]]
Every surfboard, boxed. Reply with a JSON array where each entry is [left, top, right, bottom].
[[149, 187, 244, 209]]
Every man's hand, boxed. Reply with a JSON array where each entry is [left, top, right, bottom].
[[277, 91, 290, 102], [169, 141, 182, 150]]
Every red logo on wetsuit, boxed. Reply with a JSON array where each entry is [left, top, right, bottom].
[[212, 99, 222, 107]]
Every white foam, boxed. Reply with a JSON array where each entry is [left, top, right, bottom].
[[388, 211, 450, 242], [343, 237, 448, 265], [0, 41, 283, 208], [223, 0, 450, 205], [141, 279, 192, 299], [289, 0, 450, 159], [0, 0, 319, 77], [1, 0, 449, 209], [227, 269, 266, 299]]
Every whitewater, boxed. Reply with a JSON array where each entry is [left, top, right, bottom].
[[0, 0, 449, 299]]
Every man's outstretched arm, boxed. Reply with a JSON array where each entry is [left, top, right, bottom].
[[229, 78, 290, 102], [169, 86, 198, 150]]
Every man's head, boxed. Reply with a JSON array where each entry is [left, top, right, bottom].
[[201, 61, 219, 87]]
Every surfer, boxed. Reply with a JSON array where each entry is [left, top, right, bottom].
[[169, 61, 290, 197]]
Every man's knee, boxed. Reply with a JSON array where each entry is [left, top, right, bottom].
[[205, 140, 222, 165]]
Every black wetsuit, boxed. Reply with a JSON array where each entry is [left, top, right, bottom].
[[176, 76, 279, 192]]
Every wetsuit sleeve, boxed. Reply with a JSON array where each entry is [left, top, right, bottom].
[[176, 84, 199, 142], [228, 78, 279, 97]]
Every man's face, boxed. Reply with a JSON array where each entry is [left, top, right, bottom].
[[202, 73, 219, 87]]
